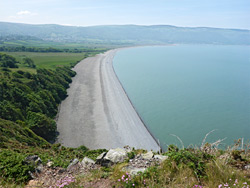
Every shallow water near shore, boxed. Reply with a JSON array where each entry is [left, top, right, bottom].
[[113, 45, 250, 149]]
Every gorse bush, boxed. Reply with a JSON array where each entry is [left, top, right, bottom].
[[0, 150, 34, 183], [165, 148, 214, 178]]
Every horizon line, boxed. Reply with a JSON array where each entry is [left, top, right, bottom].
[[0, 21, 249, 31]]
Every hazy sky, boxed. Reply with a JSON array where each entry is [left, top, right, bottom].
[[0, 0, 249, 29]]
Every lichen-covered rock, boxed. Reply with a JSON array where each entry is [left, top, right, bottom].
[[141, 151, 154, 160], [104, 148, 128, 163], [46, 161, 54, 167], [25, 155, 42, 166], [123, 166, 147, 175], [67, 158, 79, 171], [96, 152, 107, 163], [24, 155, 44, 177], [154, 155, 168, 162], [81, 157, 95, 167]]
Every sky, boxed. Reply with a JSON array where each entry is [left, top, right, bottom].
[[0, 0, 250, 29]]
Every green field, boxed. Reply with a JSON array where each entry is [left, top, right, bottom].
[[4, 52, 90, 69]]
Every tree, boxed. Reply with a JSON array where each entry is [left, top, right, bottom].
[[0, 53, 19, 68], [26, 111, 56, 141], [23, 57, 36, 68]]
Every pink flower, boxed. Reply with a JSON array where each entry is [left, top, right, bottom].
[[218, 184, 223, 188], [118, 179, 120, 182]]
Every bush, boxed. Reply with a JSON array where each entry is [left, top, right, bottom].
[[0, 150, 34, 183]]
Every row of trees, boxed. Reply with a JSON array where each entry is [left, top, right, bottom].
[[0, 61, 76, 141], [0, 53, 36, 68], [0, 46, 91, 53]]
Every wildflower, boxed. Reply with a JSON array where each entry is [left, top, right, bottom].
[[224, 183, 229, 187], [218, 185, 223, 188], [243, 182, 248, 185], [118, 179, 120, 182], [133, 184, 135, 186]]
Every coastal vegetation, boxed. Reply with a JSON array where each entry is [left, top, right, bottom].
[[0, 50, 107, 186]]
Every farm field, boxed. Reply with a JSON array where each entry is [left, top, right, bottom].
[[4, 52, 89, 69]]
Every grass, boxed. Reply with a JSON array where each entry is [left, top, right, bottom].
[[1, 117, 249, 187], [4, 52, 89, 69], [67, 145, 250, 188]]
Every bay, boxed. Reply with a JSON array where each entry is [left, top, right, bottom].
[[113, 45, 250, 149]]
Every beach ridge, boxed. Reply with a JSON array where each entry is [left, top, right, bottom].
[[56, 49, 159, 151]]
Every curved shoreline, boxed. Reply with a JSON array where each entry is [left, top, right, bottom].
[[56, 49, 160, 151], [110, 51, 161, 149]]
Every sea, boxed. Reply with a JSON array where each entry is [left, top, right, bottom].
[[113, 45, 250, 149]]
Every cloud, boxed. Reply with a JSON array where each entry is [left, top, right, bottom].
[[8, 11, 37, 20], [17, 10, 32, 15]]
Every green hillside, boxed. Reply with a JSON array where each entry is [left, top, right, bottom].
[[0, 22, 250, 45]]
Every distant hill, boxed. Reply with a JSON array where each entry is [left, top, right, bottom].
[[0, 22, 250, 45]]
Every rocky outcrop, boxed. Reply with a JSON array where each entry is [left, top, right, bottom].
[[96, 148, 128, 167], [81, 157, 95, 167], [141, 151, 154, 160], [67, 158, 80, 171], [24, 155, 44, 178], [26, 147, 169, 187]]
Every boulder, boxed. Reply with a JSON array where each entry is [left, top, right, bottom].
[[81, 157, 95, 167], [25, 155, 42, 166], [123, 166, 147, 175], [96, 152, 107, 164], [141, 151, 154, 160], [24, 155, 44, 176], [36, 164, 44, 173], [46, 161, 54, 167], [67, 158, 79, 171], [154, 155, 168, 162], [244, 164, 250, 170], [104, 148, 128, 163], [96, 152, 107, 163]]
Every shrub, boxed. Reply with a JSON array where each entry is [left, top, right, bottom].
[[0, 150, 34, 183]]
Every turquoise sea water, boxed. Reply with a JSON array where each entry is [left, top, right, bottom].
[[113, 45, 250, 149]]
